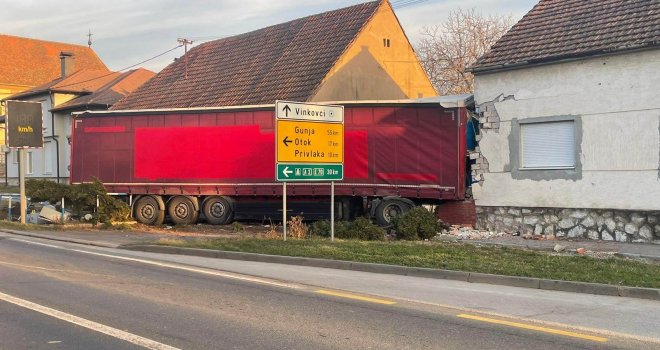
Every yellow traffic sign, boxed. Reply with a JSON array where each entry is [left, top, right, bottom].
[[276, 120, 343, 163]]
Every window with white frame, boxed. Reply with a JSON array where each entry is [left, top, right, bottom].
[[520, 120, 576, 169], [26, 151, 33, 174]]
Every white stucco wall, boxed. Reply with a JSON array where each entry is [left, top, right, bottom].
[[473, 50, 660, 210]]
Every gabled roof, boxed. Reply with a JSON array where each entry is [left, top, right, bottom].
[[0, 34, 109, 86], [111, 1, 382, 110], [470, 0, 660, 73], [9, 69, 121, 99], [52, 68, 155, 112]]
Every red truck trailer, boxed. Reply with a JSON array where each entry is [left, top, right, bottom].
[[70, 96, 472, 226]]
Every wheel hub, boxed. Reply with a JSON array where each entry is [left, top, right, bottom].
[[175, 204, 188, 217], [211, 203, 226, 217], [141, 205, 155, 219], [384, 205, 402, 221]]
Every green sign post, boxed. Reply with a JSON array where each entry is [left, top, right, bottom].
[[276, 164, 343, 181]]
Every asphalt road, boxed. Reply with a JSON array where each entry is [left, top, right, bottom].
[[0, 235, 654, 349]]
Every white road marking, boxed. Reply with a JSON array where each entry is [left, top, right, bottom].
[[0, 291, 179, 350], [0, 260, 115, 277], [10, 238, 64, 249], [70, 249, 302, 289], [8, 237, 301, 290]]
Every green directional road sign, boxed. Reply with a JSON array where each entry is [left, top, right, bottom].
[[276, 163, 343, 182]]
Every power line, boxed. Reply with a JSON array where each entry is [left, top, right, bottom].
[[55, 44, 183, 89], [392, 0, 430, 9]]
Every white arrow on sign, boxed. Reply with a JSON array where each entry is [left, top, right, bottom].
[[282, 166, 293, 178], [276, 100, 343, 123]]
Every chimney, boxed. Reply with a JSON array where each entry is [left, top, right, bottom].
[[59, 51, 74, 78]]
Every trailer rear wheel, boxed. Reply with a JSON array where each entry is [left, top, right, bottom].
[[168, 196, 199, 225], [375, 199, 412, 226], [202, 196, 234, 225], [134, 196, 165, 226]]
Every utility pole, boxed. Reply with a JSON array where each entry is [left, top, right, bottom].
[[177, 38, 194, 78]]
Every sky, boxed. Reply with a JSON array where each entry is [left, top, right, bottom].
[[0, 0, 538, 73]]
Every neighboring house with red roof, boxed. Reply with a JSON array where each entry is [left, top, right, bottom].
[[4, 67, 154, 184], [112, 0, 435, 110], [468, 0, 660, 242], [0, 34, 108, 111], [0, 34, 109, 179]]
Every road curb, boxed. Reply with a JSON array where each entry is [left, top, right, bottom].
[[0, 229, 118, 249], [122, 244, 660, 301]]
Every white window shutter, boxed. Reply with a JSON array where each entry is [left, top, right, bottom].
[[521, 121, 575, 168]]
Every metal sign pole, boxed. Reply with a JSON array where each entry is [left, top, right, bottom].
[[18, 149, 26, 224], [61, 197, 65, 223], [283, 182, 287, 241], [331, 181, 335, 241]]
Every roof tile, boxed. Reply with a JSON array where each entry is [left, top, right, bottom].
[[0, 34, 109, 86], [52, 68, 155, 111], [471, 0, 660, 72]]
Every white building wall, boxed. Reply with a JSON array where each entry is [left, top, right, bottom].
[[473, 50, 660, 211]]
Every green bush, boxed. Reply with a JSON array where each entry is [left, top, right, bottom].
[[26, 178, 130, 224], [344, 217, 385, 241], [309, 218, 384, 241], [309, 220, 332, 237], [394, 206, 441, 240]]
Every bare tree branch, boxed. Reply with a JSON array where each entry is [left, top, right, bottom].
[[416, 8, 513, 95]]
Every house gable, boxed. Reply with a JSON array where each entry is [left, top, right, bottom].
[[312, 1, 435, 101]]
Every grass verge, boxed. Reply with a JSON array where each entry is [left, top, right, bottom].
[[154, 238, 660, 288]]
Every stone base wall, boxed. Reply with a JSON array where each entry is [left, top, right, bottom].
[[476, 206, 660, 243]]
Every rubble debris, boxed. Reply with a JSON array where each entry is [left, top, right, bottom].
[[436, 226, 506, 240], [553, 244, 566, 253], [26, 204, 71, 224]]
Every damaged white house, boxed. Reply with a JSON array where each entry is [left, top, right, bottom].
[[468, 0, 660, 242]]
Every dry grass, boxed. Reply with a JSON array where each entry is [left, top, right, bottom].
[[287, 216, 308, 239]]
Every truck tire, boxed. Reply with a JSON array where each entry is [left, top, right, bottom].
[[202, 196, 234, 225], [134, 196, 165, 225], [374, 199, 412, 226], [168, 196, 199, 225]]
